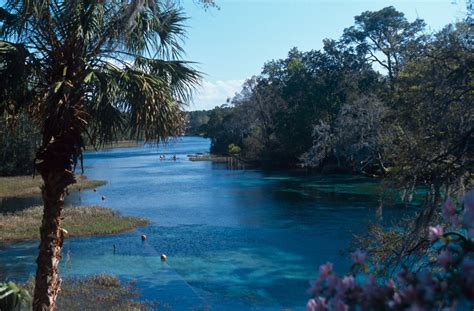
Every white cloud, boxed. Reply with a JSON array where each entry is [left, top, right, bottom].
[[186, 79, 245, 111]]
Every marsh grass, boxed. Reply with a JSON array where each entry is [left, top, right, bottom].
[[23, 274, 156, 310], [0, 206, 149, 241], [0, 175, 106, 198]]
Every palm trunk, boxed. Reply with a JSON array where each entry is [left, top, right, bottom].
[[33, 141, 76, 311]]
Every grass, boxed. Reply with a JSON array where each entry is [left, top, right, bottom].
[[0, 174, 106, 198], [23, 274, 157, 311], [187, 154, 228, 162], [0, 205, 149, 242], [85, 140, 143, 150]]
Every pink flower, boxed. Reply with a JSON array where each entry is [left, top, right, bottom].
[[394, 292, 402, 304], [442, 198, 456, 222], [428, 225, 443, 241], [351, 249, 366, 266], [331, 298, 349, 311], [341, 275, 355, 290], [388, 291, 403, 307], [319, 262, 333, 279], [387, 279, 396, 289], [306, 297, 327, 311], [306, 298, 317, 311], [437, 250, 451, 267]]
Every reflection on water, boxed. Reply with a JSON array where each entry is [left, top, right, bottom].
[[0, 137, 417, 310]]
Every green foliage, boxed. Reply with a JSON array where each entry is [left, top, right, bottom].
[[200, 7, 472, 196], [185, 110, 211, 135], [0, 281, 32, 311], [228, 143, 241, 154], [0, 113, 39, 176], [0, 0, 201, 160]]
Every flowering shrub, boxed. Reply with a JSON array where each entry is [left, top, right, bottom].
[[307, 190, 474, 310]]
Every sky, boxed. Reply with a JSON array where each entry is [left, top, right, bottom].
[[181, 0, 469, 111]]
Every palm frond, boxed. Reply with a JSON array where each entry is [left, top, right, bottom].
[[0, 281, 31, 311], [111, 0, 187, 59], [85, 60, 184, 145], [134, 56, 201, 102]]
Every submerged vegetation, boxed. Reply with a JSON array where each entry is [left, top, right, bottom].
[[0, 0, 204, 307], [185, 6, 474, 309]]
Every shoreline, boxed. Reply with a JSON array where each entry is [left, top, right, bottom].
[[84, 140, 143, 151], [0, 175, 150, 243], [0, 205, 150, 243], [0, 175, 107, 198]]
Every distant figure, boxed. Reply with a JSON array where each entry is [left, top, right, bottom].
[[113, 244, 116, 255], [141, 234, 147, 241], [172, 155, 177, 161], [101, 195, 106, 201], [93, 188, 97, 192], [161, 254, 167, 262]]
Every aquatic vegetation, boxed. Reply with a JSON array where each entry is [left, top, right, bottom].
[[307, 190, 474, 310]]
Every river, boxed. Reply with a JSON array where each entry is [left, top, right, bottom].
[[0, 136, 416, 310]]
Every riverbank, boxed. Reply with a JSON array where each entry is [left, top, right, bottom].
[[187, 153, 228, 162], [0, 175, 106, 198], [85, 140, 143, 150], [0, 205, 149, 242]]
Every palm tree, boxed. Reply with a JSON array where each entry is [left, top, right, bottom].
[[0, 1, 200, 309]]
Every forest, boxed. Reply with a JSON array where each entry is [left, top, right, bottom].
[[188, 7, 473, 196]]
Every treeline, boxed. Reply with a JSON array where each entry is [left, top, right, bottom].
[[0, 114, 39, 176], [185, 110, 211, 136], [201, 7, 473, 194]]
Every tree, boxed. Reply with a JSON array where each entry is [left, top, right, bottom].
[[386, 22, 474, 199], [302, 95, 388, 175], [343, 6, 425, 89], [0, 1, 200, 309]]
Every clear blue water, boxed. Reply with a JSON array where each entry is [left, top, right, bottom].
[[0, 137, 416, 310]]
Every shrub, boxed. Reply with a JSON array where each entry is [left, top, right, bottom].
[[307, 190, 474, 310]]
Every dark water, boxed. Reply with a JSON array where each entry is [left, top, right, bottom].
[[0, 137, 416, 310]]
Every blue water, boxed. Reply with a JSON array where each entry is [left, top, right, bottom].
[[0, 137, 415, 310]]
